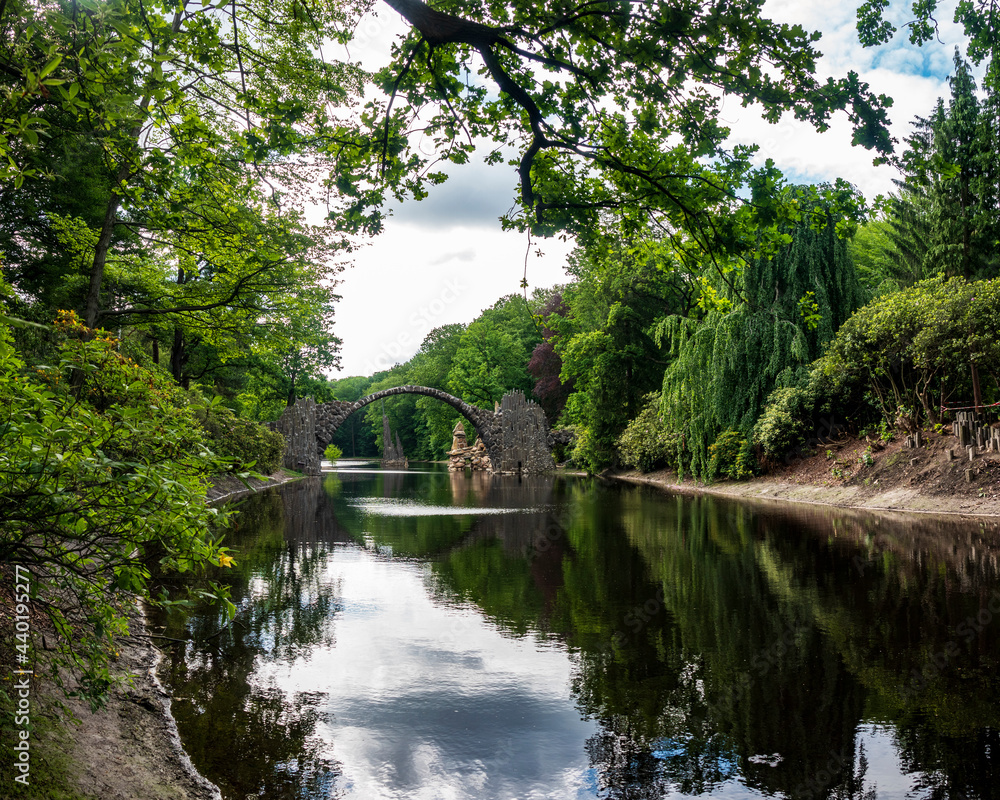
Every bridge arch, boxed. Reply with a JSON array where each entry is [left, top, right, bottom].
[[315, 385, 499, 465], [271, 387, 554, 476]]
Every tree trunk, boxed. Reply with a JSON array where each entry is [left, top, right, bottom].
[[170, 326, 186, 384], [152, 337, 159, 366], [83, 8, 186, 329], [382, 0, 496, 46], [84, 185, 125, 328]]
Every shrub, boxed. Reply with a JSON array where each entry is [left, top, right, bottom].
[[617, 393, 681, 473], [821, 276, 1000, 425], [198, 405, 285, 474], [324, 443, 343, 460], [753, 386, 815, 462], [0, 315, 235, 709], [708, 429, 755, 480]]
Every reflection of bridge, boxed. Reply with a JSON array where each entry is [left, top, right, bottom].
[[270, 386, 555, 476]]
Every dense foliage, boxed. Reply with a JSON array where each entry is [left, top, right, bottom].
[[0, 313, 237, 707], [822, 277, 1000, 424], [870, 53, 1000, 289], [198, 406, 286, 474], [0, 0, 346, 412], [648, 190, 864, 479]]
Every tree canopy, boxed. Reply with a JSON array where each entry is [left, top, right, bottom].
[[2, 0, 896, 285], [357, 0, 894, 260], [857, 0, 1000, 64]]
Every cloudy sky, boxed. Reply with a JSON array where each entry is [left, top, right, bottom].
[[330, 1, 976, 377]]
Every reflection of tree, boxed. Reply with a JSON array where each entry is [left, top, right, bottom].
[[431, 477, 1000, 797], [619, 492, 1000, 797], [727, 499, 1000, 749], [614, 496, 870, 796], [330, 469, 560, 559], [893, 719, 1000, 798], [585, 719, 672, 800], [328, 469, 477, 555], [157, 471, 1000, 799], [154, 489, 345, 799]]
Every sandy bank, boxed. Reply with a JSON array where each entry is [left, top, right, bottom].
[[610, 427, 1000, 519], [613, 469, 1000, 517]]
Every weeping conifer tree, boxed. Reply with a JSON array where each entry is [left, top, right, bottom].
[[884, 179, 935, 287], [658, 187, 864, 479]]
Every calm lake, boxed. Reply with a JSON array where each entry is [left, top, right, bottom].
[[155, 462, 1000, 799]]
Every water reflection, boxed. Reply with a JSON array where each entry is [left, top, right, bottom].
[[155, 470, 1000, 799]]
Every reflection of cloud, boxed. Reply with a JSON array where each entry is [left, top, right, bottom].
[[349, 497, 547, 516], [257, 553, 598, 800], [332, 685, 591, 797]]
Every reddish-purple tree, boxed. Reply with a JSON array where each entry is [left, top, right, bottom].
[[528, 294, 573, 422]]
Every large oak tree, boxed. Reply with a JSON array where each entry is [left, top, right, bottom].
[[3, 0, 897, 333], [354, 0, 894, 258]]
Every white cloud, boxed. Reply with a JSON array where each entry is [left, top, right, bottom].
[[332, 218, 572, 376]]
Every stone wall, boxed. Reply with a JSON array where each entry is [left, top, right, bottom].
[[269, 397, 320, 475], [491, 390, 555, 474]]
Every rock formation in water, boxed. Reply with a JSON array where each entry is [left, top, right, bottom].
[[447, 420, 492, 472], [381, 414, 408, 468]]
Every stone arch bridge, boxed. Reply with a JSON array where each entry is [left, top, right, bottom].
[[270, 386, 557, 476]]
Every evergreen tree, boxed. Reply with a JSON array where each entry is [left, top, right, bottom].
[[863, 53, 1000, 293], [923, 56, 982, 278], [896, 51, 999, 281], [883, 181, 935, 287], [972, 57, 1000, 278]]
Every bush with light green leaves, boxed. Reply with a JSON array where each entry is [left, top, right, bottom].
[[324, 443, 343, 460], [820, 276, 1000, 425], [197, 405, 285, 474], [754, 276, 1000, 461], [0, 312, 236, 710], [708, 430, 755, 481], [616, 393, 681, 474]]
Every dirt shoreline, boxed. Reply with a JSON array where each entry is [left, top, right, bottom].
[[58, 605, 223, 800], [58, 469, 302, 800], [611, 470, 1000, 518], [609, 430, 1000, 519]]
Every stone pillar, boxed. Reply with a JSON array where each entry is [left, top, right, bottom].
[[271, 397, 320, 475], [493, 391, 554, 474]]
